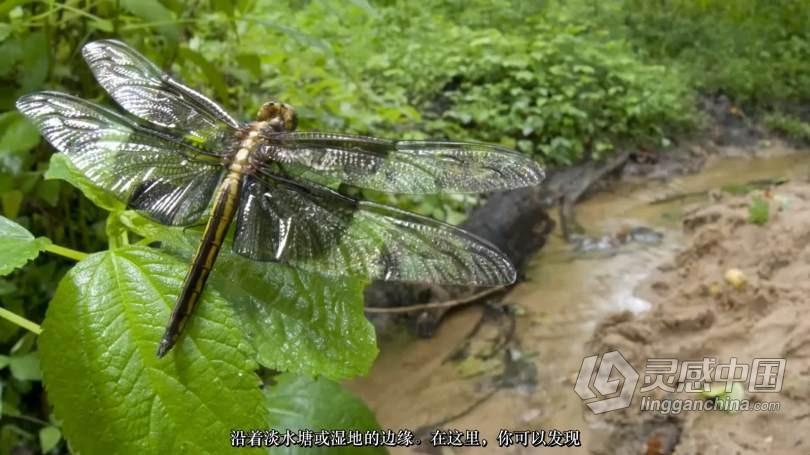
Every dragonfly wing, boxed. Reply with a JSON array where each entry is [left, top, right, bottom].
[[17, 92, 223, 226], [232, 171, 516, 286], [82, 39, 238, 150], [263, 132, 544, 194]]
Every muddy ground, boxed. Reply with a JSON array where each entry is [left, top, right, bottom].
[[590, 179, 810, 454], [350, 136, 810, 454]]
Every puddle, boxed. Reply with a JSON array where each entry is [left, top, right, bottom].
[[347, 150, 810, 453]]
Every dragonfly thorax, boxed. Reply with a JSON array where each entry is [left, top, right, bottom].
[[256, 101, 297, 132]]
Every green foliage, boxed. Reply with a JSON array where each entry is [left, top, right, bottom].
[[0, 112, 40, 176], [8, 352, 40, 382], [36, 246, 382, 454], [372, 18, 693, 165], [123, 214, 379, 380], [265, 374, 385, 455], [211, 257, 378, 380], [234, 0, 695, 167], [0, 216, 50, 275], [0, 0, 806, 453], [38, 426, 62, 453], [748, 196, 770, 225], [764, 113, 810, 145], [588, 0, 810, 106], [40, 247, 267, 454], [45, 154, 124, 213]]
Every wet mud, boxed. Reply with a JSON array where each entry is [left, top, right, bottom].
[[348, 140, 810, 454]]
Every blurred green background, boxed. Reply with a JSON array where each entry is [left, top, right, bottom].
[[1, 0, 808, 452]]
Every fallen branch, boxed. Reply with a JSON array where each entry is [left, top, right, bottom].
[[364, 286, 508, 314], [560, 150, 631, 242]]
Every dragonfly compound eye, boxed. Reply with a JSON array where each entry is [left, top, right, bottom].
[[280, 104, 297, 131], [257, 101, 297, 131], [256, 101, 281, 121]]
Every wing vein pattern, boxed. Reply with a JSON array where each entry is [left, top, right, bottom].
[[16, 92, 222, 226], [82, 39, 238, 153], [233, 171, 516, 285], [264, 132, 544, 194]]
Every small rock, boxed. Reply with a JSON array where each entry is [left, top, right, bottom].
[[724, 268, 747, 289]]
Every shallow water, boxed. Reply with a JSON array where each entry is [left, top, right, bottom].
[[347, 149, 810, 453]]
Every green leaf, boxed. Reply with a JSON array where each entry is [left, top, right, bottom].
[[11, 332, 36, 355], [123, 216, 379, 380], [345, 0, 379, 17], [1, 190, 22, 218], [177, 47, 230, 103], [39, 247, 266, 455], [0, 215, 51, 275], [211, 0, 235, 15], [0, 354, 9, 369], [210, 255, 378, 380], [38, 426, 61, 453], [45, 154, 123, 212], [9, 352, 40, 381], [89, 19, 114, 33], [701, 382, 746, 414], [236, 53, 262, 79], [0, 111, 39, 154], [0, 111, 40, 173], [16, 32, 48, 94], [119, 0, 179, 43], [34, 179, 61, 207], [0, 23, 10, 42], [265, 374, 385, 455], [748, 196, 770, 225], [0, 277, 15, 295], [105, 211, 131, 249]]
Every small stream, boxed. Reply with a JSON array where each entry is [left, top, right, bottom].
[[347, 148, 810, 453]]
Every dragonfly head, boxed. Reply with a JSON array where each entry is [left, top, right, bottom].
[[257, 101, 297, 132]]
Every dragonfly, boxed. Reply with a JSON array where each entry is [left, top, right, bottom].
[[16, 39, 544, 358]]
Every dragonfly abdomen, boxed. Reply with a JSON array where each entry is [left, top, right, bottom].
[[155, 171, 243, 357], [156, 126, 266, 357]]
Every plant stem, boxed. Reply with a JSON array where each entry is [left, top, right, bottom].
[[6, 413, 50, 427], [0, 307, 42, 335], [43, 243, 88, 262]]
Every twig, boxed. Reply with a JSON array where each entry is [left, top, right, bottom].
[[363, 286, 508, 314]]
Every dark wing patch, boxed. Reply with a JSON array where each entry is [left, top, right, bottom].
[[262, 132, 544, 194], [232, 171, 516, 286], [16, 92, 223, 226]]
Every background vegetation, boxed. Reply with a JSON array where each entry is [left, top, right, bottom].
[[0, 0, 808, 453]]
